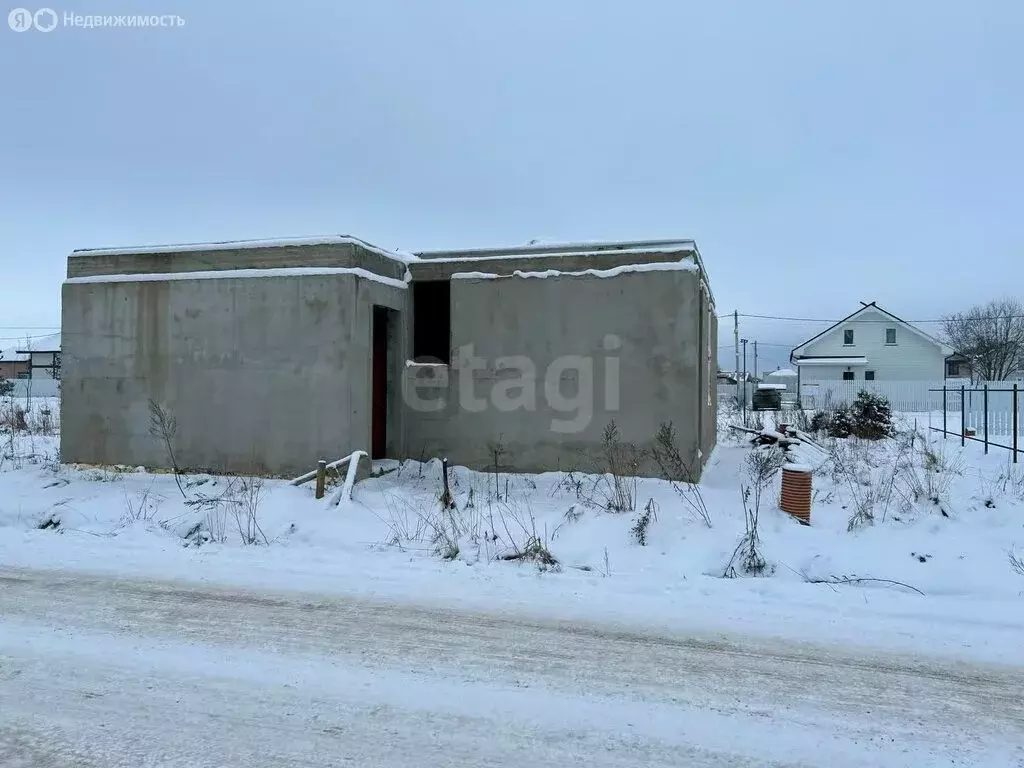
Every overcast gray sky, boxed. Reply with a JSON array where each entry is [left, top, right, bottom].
[[2, 0, 1021, 370]]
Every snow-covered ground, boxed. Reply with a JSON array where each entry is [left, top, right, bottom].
[[3, 567, 1022, 767], [2, 402, 1023, 661], [2, 399, 1024, 764], [2, 403, 1024, 663]]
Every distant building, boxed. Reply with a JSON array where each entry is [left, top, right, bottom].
[[943, 353, 973, 380], [790, 302, 955, 384], [765, 367, 797, 394], [0, 348, 30, 380], [15, 333, 61, 380]]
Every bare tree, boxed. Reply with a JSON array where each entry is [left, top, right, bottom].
[[942, 298, 1024, 382]]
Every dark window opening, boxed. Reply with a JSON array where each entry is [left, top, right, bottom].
[[843, 329, 854, 345], [885, 328, 896, 345], [865, 370, 875, 381], [413, 280, 451, 364], [842, 371, 855, 381]]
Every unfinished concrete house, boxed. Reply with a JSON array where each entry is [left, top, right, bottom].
[[61, 237, 717, 479]]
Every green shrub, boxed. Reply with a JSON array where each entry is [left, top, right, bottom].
[[809, 410, 831, 434], [829, 405, 855, 438], [851, 390, 894, 440]]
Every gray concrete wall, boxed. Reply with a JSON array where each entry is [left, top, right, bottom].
[[402, 269, 705, 477], [61, 272, 407, 476], [61, 236, 716, 480]]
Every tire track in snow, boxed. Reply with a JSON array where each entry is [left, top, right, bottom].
[[1, 566, 1022, 766]]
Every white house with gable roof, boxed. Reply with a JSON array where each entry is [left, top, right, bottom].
[[790, 302, 956, 384]]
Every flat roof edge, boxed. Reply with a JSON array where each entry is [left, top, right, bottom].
[[414, 238, 696, 259], [70, 235, 415, 263]]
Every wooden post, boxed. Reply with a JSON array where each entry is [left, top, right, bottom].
[[961, 385, 966, 447], [1014, 384, 1019, 464], [315, 459, 327, 500], [441, 457, 454, 509], [983, 384, 989, 454]]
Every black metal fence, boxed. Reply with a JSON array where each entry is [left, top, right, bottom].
[[929, 384, 1022, 462]]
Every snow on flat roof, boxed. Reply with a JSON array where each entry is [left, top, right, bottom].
[[767, 369, 797, 377], [14, 333, 61, 353], [424, 243, 696, 263], [451, 259, 698, 281], [71, 235, 417, 263], [417, 238, 695, 257], [794, 357, 868, 366], [0, 346, 28, 362], [757, 383, 787, 390], [65, 267, 410, 291]]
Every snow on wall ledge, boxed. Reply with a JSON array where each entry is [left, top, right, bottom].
[[451, 259, 698, 281], [64, 267, 410, 291], [422, 244, 695, 263], [70, 235, 418, 264]]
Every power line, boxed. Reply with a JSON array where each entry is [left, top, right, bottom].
[[0, 332, 61, 343], [734, 312, 1024, 324]]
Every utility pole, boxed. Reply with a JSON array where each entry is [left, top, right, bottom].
[[733, 311, 740, 384], [753, 341, 758, 382], [741, 338, 749, 420]]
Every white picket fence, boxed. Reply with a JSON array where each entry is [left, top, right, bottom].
[[719, 380, 1024, 438], [797, 380, 1022, 414], [936, 385, 1023, 439]]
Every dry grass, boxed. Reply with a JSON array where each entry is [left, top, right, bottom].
[[1009, 548, 1024, 578], [724, 450, 780, 578], [120, 486, 160, 525], [378, 483, 559, 571], [183, 474, 268, 545], [651, 422, 712, 527], [630, 498, 658, 546]]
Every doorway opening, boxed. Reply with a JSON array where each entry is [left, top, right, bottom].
[[372, 306, 398, 460]]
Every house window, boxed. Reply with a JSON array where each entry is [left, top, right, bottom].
[[947, 361, 961, 377], [865, 370, 875, 381], [412, 280, 451, 364], [885, 328, 897, 345], [843, 329, 854, 345], [842, 371, 855, 381]]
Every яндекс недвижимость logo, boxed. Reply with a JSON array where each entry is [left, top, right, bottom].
[[8, 7, 58, 31]]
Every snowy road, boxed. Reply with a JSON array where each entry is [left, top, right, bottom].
[[1, 568, 1022, 767]]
